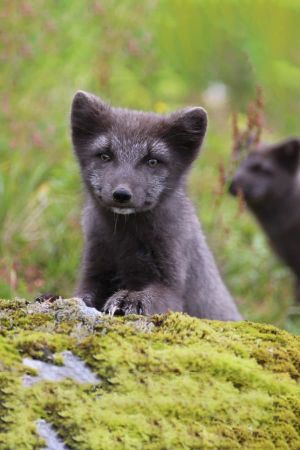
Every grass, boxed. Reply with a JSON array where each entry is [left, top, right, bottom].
[[1, 0, 300, 332]]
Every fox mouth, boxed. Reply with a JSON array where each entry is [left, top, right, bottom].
[[111, 207, 136, 215], [110, 202, 155, 214]]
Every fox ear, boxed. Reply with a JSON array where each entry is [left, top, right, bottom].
[[71, 91, 110, 145], [164, 107, 207, 163], [271, 138, 300, 174]]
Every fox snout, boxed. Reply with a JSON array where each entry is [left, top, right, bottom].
[[109, 184, 136, 214], [228, 179, 239, 196], [112, 186, 132, 204]]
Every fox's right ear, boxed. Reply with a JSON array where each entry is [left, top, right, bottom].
[[270, 138, 300, 174], [71, 91, 110, 144], [163, 107, 208, 165]]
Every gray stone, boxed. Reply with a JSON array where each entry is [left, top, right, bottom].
[[23, 350, 100, 385]]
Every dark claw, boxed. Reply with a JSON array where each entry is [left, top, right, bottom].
[[137, 301, 144, 315]]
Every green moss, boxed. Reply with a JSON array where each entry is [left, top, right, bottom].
[[0, 299, 299, 449]]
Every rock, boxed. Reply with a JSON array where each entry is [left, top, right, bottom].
[[36, 419, 70, 450], [0, 297, 299, 449], [23, 350, 100, 386]]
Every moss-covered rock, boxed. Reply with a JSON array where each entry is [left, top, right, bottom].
[[0, 298, 299, 449]]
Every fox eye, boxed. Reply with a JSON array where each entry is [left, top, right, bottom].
[[250, 163, 273, 176], [98, 153, 111, 162], [147, 158, 159, 167], [250, 163, 262, 172]]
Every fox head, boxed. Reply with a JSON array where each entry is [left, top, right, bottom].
[[71, 91, 207, 214], [229, 138, 300, 208]]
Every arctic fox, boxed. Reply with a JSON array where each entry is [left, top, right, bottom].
[[229, 137, 300, 303], [71, 91, 242, 320]]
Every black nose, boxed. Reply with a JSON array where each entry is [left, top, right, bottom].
[[228, 180, 237, 196], [112, 187, 132, 203]]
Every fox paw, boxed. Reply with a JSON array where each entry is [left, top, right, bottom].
[[102, 290, 149, 316]]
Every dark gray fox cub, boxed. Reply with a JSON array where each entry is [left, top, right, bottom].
[[229, 137, 300, 302], [71, 91, 242, 320]]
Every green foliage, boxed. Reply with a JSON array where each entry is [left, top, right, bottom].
[[1, 1, 300, 331], [0, 298, 299, 449], [154, 0, 300, 132]]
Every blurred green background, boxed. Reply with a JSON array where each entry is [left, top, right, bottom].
[[1, 0, 300, 332]]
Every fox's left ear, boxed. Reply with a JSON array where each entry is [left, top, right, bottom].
[[164, 107, 208, 163], [271, 138, 300, 174], [71, 91, 110, 146]]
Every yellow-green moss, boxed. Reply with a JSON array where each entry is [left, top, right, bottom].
[[0, 298, 299, 449]]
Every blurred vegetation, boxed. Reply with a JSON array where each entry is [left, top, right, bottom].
[[1, 0, 300, 332]]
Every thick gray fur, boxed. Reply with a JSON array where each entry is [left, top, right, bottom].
[[229, 138, 300, 303], [71, 91, 242, 320]]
